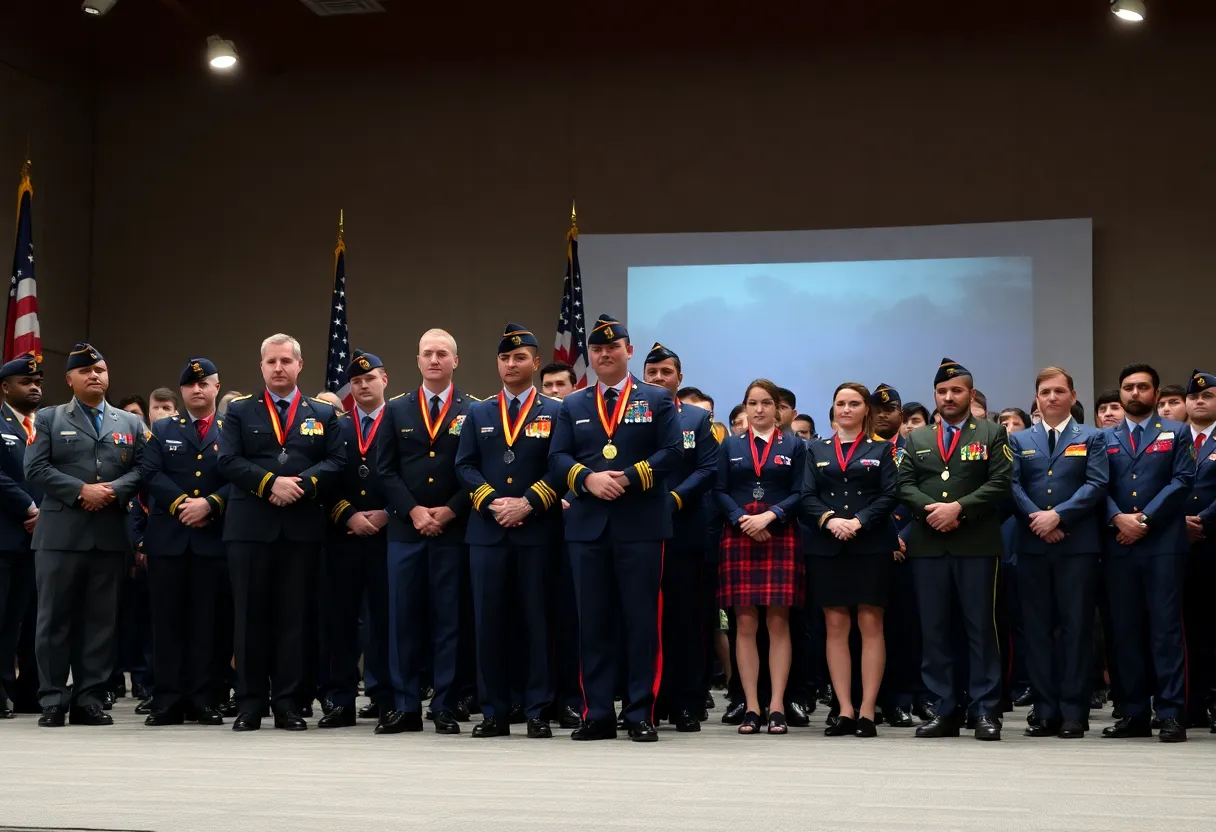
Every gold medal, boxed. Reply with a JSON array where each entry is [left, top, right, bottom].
[[595, 381, 632, 457], [941, 470, 950, 481], [603, 443, 618, 459]]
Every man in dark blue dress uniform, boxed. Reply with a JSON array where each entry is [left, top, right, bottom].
[[549, 314, 683, 742], [455, 324, 565, 738], [138, 358, 229, 726], [318, 350, 393, 728], [641, 342, 718, 732], [1185, 369, 1216, 730]]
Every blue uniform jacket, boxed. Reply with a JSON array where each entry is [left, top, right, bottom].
[[326, 411, 390, 542], [1102, 418, 1193, 556], [139, 414, 229, 556], [1009, 420, 1109, 555], [0, 403, 40, 552], [716, 428, 806, 527], [800, 434, 897, 557], [455, 390, 564, 547], [1188, 429, 1216, 551], [549, 375, 682, 543], [664, 401, 719, 549]]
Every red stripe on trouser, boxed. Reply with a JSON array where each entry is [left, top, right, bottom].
[[650, 543, 665, 724], [578, 617, 589, 721]]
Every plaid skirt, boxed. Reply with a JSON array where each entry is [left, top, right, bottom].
[[718, 501, 805, 608]]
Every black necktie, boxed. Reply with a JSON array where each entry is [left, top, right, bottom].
[[1048, 428, 1057, 455], [754, 435, 766, 451], [430, 395, 441, 423], [604, 387, 618, 411], [1132, 423, 1144, 451], [508, 396, 520, 423], [275, 399, 289, 420], [361, 415, 374, 437], [943, 425, 956, 451]]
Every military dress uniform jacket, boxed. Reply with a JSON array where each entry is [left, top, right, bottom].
[[454, 392, 564, 547], [896, 420, 1013, 557], [801, 434, 898, 557], [326, 411, 391, 538], [1009, 421, 1109, 555], [549, 377, 683, 543], [1102, 418, 1194, 557], [1192, 431, 1216, 552], [664, 402, 718, 549], [217, 393, 345, 544], [377, 386, 473, 544], [0, 402, 42, 552], [24, 401, 146, 552], [139, 414, 230, 557]]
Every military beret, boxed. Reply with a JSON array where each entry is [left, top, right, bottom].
[[347, 349, 383, 379], [1187, 369, 1216, 395], [65, 343, 103, 371], [497, 324, 538, 355], [588, 314, 627, 345], [934, 357, 970, 386], [0, 353, 41, 380], [872, 382, 901, 408], [179, 357, 217, 386]]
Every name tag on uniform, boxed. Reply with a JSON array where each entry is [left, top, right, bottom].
[[575, 419, 591, 425], [730, 457, 744, 463], [816, 461, 829, 467], [682, 430, 696, 449], [1021, 449, 1036, 456], [165, 439, 183, 452], [480, 426, 495, 434], [916, 448, 931, 455], [60, 430, 77, 436], [1064, 443, 1087, 457]]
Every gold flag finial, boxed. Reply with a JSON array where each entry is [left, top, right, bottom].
[[570, 199, 577, 227], [20, 135, 31, 180], [338, 208, 344, 240]]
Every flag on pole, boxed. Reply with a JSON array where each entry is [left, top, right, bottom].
[[324, 210, 353, 411], [553, 202, 588, 388], [5, 159, 40, 363]]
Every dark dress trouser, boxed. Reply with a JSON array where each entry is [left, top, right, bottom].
[[1184, 547, 1216, 724], [0, 550, 35, 706], [658, 542, 704, 716], [147, 550, 226, 712], [321, 533, 390, 709]]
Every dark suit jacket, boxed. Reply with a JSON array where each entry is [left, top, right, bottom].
[[716, 429, 806, 526], [217, 391, 345, 544], [1192, 429, 1216, 550], [897, 418, 1012, 557], [1009, 420, 1109, 555], [0, 402, 40, 552], [1102, 418, 1193, 556], [324, 409, 391, 552], [664, 402, 719, 550], [139, 414, 229, 556], [377, 386, 473, 544], [801, 434, 898, 557]]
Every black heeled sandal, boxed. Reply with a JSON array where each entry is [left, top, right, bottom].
[[738, 711, 762, 735], [767, 712, 788, 734]]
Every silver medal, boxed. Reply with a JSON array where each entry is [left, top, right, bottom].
[[358, 464, 369, 478], [278, 449, 289, 465], [752, 486, 765, 501], [503, 449, 515, 464]]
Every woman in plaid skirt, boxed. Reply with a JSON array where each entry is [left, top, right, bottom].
[[716, 379, 806, 735]]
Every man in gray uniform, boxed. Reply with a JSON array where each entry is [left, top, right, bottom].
[[24, 343, 146, 727]]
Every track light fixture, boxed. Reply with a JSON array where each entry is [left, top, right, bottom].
[[1110, 0, 1146, 22], [205, 35, 239, 71]]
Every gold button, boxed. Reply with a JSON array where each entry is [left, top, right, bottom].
[[193, 489, 200, 496], [429, 451, 435, 458], [427, 477, 434, 483], [1047, 470, 1053, 476], [1047, 505, 1052, 509], [96, 475, 101, 481], [507, 477, 513, 484], [360, 490, 367, 496], [1132, 474, 1137, 479], [1047, 489, 1052, 494], [1132, 491, 1137, 497], [197, 454, 203, 460], [844, 505, 849, 510], [195, 471, 201, 477], [942, 491, 948, 497]]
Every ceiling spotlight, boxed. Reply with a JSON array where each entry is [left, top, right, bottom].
[[1110, 0, 1146, 22], [81, 0, 118, 16], [205, 35, 239, 70]]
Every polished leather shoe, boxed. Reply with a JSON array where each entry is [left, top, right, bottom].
[[785, 700, 811, 728], [358, 702, 380, 720], [1024, 720, 1061, 737], [144, 708, 184, 726], [1090, 688, 1109, 709], [817, 685, 833, 706], [721, 699, 746, 725], [0, 705, 13, 719], [964, 712, 978, 730], [615, 715, 626, 730], [102, 691, 115, 711], [824, 716, 856, 737], [885, 706, 915, 728], [1058, 720, 1085, 739], [433, 709, 461, 734], [273, 711, 308, 731], [559, 704, 582, 729], [321, 699, 334, 717], [1150, 714, 1161, 730], [915, 701, 937, 722], [299, 703, 314, 718], [1157, 717, 1187, 743], [459, 693, 481, 716], [571, 719, 617, 740], [855, 717, 878, 738], [627, 719, 658, 742], [218, 697, 239, 718], [1102, 716, 1152, 738], [189, 706, 225, 726], [974, 715, 1001, 741], [508, 703, 526, 724], [705, 692, 716, 710], [134, 699, 153, 715], [1111, 704, 1124, 720], [70, 705, 114, 726], [450, 700, 471, 722], [318, 706, 357, 728], [1012, 690, 1034, 708], [38, 706, 66, 727], [915, 713, 962, 738], [527, 718, 552, 738], [232, 712, 261, 731], [673, 709, 701, 732], [472, 716, 510, 737], [375, 710, 423, 734]]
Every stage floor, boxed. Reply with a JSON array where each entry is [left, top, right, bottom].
[[2, 698, 1213, 832]]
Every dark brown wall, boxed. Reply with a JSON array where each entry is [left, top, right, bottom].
[[83, 26, 1216, 404]]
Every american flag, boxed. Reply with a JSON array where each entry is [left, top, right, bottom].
[[4, 161, 40, 363], [324, 216, 353, 410], [553, 219, 588, 388]]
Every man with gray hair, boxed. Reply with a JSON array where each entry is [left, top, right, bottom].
[[218, 334, 345, 731]]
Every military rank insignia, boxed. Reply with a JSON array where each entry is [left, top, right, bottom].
[[300, 418, 324, 436], [894, 447, 908, 466], [682, 430, 696, 449], [112, 432, 133, 445], [624, 401, 652, 424], [449, 414, 466, 436], [524, 415, 551, 439], [960, 443, 988, 461]]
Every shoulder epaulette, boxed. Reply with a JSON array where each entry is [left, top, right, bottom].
[[338, 411, 351, 420], [309, 397, 332, 406], [390, 392, 407, 401], [231, 394, 253, 402], [540, 393, 563, 404], [466, 394, 483, 402], [642, 380, 667, 389]]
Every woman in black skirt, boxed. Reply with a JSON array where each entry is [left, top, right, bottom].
[[717, 379, 806, 735], [801, 382, 897, 737]]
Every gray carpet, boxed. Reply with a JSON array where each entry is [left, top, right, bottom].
[[2, 699, 1213, 832]]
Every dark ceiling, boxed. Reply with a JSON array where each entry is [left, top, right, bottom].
[[3, 0, 1215, 80]]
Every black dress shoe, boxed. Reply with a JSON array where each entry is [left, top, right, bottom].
[[721, 700, 746, 725], [559, 704, 582, 729], [375, 710, 423, 734], [273, 711, 308, 731], [964, 713, 978, 730], [974, 715, 1001, 741], [571, 719, 617, 740], [232, 712, 261, 731], [1150, 714, 1161, 730], [673, 709, 701, 732], [527, 718, 553, 738], [915, 712, 962, 738], [459, 693, 481, 716], [321, 699, 334, 717], [450, 699, 471, 722], [131, 684, 150, 701], [358, 702, 380, 720], [144, 708, 184, 726], [855, 717, 878, 738], [818, 685, 833, 706], [299, 703, 314, 718], [70, 704, 114, 726], [102, 691, 115, 711], [38, 705, 66, 727], [1102, 716, 1152, 738], [915, 702, 937, 722], [615, 715, 626, 730], [1012, 690, 1034, 707], [1157, 717, 1187, 743], [472, 716, 510, 737], [508, 703, 526, 724], [134, 699, 153, 715], [433, 709, 461, 734], [1024, 721, 1061, 737], [785, 700, 811, 728], [318, 706, 357, 728], [1058, 720, 1085, 739], [1111, 704, 1124, 720], [824, 716, 856, 736], [0, 705, 13, 719], [189, 706, 225, 726], [884, 706, 915, 727], [1090, 688, 1109, 709], [218, 697, 238, 718], [705, 692, 716, 710], [628, 719, 658, 742]]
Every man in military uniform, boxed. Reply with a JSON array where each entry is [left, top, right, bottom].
[[138, 358, 229, 726], [377, 328, 473, 735], [24, 344, 146, 727], [897, 358, 1012, 741], [549, 314, 682, 742], [318, 350, 392, 728], [641, 342, 718, 731], [0, 354, 42, 718], [454, 324, 564, 738], [1185, 369, 1216, 730], [217, 334, 345, 731]]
